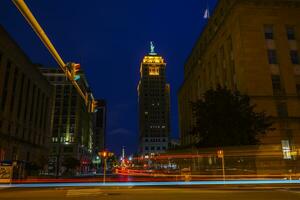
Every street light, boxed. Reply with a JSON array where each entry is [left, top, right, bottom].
[[99, 151, 107, 183], [217, 149, 225, 181], [98, 151, 114, 183]]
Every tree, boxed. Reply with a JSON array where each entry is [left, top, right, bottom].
[[190, 86, 273, 148]]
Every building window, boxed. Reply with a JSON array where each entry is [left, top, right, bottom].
[[277, 102, 288, 118], [268, 50, 278, 64], [272, 75, 283, 95], [1, 61, 11, 111], [149, 67, 159, 76], [286, 27, 296, 40], [64, 146, 73, 153], [52, 137, 58, 143], [281, 140, 292, 160], [145, 146, 149, 151], [290, 50, 299, 65], [17, 74, 25, 118], [296, 84, 300, 96], [264, 25, 274, 40], [0, 53, 2, 72], [0, 148, 5, 161]]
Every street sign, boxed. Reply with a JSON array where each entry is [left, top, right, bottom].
[[0, 166, 13, 183]]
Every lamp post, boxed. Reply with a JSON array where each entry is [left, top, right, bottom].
[[99, 151, 108, 183], [217, 150, 225, 181], [98, 151, 114, 183], [98, 151, 111, 183]]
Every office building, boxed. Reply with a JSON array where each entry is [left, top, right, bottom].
[[93, 99, 106, 154], [41, 68, 94, 175], [0, 26, 53, 176], [138, 43, 171, 154]]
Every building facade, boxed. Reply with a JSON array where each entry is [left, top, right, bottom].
[[138, 44, 171, 154], [41, 68, 94, 175], [178, 0, 300, 155], [93, 99, 106, 154], [0, 26, 53, 174]]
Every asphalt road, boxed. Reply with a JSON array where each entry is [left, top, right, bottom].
[[1, 187, 300, 200]]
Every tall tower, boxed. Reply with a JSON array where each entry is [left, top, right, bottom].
[[138, 42, 171, 154]]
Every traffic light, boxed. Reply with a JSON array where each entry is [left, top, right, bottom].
[[91, 100, 98, 113], [66, 62, 80, 81], [71, 63, 81, 81], [98, 151, 114, 158]]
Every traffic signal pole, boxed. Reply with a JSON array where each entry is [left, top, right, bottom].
[[12, 0, 87, 105]]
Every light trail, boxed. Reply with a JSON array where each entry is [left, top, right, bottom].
[[0, 180, 300, 188]]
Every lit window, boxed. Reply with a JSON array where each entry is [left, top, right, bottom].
[[281, 140, 292, 160], [149, 67, 159, 76]]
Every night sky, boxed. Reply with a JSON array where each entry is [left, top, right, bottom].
[[0, 0, 218, 155]]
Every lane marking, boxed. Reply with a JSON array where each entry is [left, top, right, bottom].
[[66, 189, 102, 197]]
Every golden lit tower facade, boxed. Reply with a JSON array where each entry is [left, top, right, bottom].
[[138, 43, 171, 154]]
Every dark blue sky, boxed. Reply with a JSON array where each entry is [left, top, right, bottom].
[[1, 0, 217, 155]]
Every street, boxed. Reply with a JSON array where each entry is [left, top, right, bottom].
[[1, 187, 300, 200]]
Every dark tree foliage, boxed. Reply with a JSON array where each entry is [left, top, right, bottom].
[[190, 86, 273, 148]]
